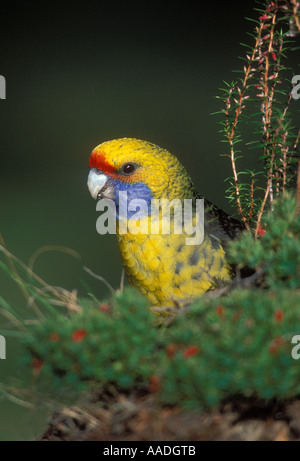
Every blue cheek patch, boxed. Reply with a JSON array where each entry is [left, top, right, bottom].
[[112, 181, 153, 219]]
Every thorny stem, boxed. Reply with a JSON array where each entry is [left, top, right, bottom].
[[291, 0, 300, 32], [222, 0, 299, 234], [252, 1, 298, 235], [295, 129, 300, 215], [276, 92, 293, 192], [296, 160, 300, 215], [255, 88, 292, 237], [255, 181, 272, 236], [256, 90, 299, 234], [225, 22, 264, 231], [261, 3, 278, 209], [248, 173, 255, 223], [281, 131, 288, 194]]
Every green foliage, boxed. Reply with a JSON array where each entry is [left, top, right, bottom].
[[159, 288, 300, 408], [21, 289, 158, 394], [229, 193, 300, 288], [11, 194, 300, 409]]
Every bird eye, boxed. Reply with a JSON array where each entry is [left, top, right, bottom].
[[121, 163, 136, 175]]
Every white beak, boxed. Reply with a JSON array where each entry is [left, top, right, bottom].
[[87, 168, 108, 200]]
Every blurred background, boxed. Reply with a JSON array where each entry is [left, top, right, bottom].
[[0, 1, 298, 440]]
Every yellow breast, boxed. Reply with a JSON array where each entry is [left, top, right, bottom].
[[116, 215, 232, 306]]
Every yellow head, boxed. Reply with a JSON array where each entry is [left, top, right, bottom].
[[88, 137, 196, 202]]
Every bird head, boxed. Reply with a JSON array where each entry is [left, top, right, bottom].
[[87, 138, 197, 214]]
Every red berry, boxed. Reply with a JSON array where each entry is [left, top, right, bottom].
[[72, 328, 87, 342], [183, 345, 200, 358]]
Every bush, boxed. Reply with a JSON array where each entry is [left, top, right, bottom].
[[19, 194, 300, 409]]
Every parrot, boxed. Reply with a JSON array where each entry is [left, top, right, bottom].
[[87, 138, 244, 307]]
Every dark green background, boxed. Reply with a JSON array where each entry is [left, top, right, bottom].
[[0, 1, 298, 440]]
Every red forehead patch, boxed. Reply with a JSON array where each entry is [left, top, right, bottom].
[[89, 151, 117, 176]]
